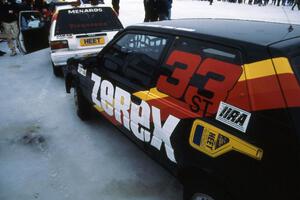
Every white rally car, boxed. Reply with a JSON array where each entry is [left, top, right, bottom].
[[49, 2, 123, 76]]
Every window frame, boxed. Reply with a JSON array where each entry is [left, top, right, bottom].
[[97, 30, 175, 89]]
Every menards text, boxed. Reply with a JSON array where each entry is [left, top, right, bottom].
[[91, 73, 180, 163]]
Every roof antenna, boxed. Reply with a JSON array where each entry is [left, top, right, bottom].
[[282, 7, 294, 33]]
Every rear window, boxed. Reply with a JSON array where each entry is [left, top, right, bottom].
[[55, 7, 123, 35]]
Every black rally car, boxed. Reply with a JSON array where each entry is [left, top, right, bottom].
[[65, 19, 300, 200]]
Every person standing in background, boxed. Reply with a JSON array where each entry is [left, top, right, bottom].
[[0, 0, 19, 56], [144, 0, 158, 22], [166, 0, 172, 19], [157, 0, 172, 20], [292, 0, 300, 10], [112, 0, 120, 15]]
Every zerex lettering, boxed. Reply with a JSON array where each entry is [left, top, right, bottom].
[[91, 73, 180, 163]]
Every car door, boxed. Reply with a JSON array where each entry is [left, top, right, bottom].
[[18, 11, 49, 54], [89, 31, 171, 148], [145, 36, 252, 170]]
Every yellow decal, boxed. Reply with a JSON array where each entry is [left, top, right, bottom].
[[189, 120, 263, 160], [272, 57, 294, 74], [80, 37, 105, 47], [93, 105, 104, 112], [133, 87, 168, 101], [147, 88, 168, 100], [132, 90, 148, 101], [244, 59, 276, 80], [239, 57, 294, 82]]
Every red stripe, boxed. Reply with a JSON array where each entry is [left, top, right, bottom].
[[100, 112, 120, 126], [240, 75, 286, 111], [277, 74, 300, 108], [226, 81, 251, 111]]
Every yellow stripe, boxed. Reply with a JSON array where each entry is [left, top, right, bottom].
[[94, 105, 104, 112], [147, 88, 168, 100], [238, 67, 247, 81], [239, 57, 294, 82], [133, 87, 168, 101], [272, 57, 294, 74], [244, 59, 276, 80], [132, 90, 148, 101]]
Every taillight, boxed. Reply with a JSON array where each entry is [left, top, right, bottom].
[[50, 40, 69, 50]]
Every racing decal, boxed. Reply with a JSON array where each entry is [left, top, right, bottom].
[[189, 120, 263, 160], [237, 59, 286, 111], [220, 57, 300, 112], [272, 57, 300, 108], [68, 8, 103, 14], [216, 102, 251, 133], [91, 73, 180, 163], [156, 50, 243, 117], [129, 57, 300, 124], [77, 64, 86, 77]]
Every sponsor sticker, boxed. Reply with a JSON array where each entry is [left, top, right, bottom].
[[77, 64, 86, 77], [216, 102, 251, 133], [189, 120, 263, 160], [68, 8, 102, 14], [90, 73, 181, 163], [80, 37, 105, 47]]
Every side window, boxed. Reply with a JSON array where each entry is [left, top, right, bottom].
[[101, 33, 168, 87], [156, 37, 243, 116], [20, 12, 43, 30]]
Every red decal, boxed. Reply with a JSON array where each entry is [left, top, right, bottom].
[[157, 50, 242, 115], [185, 58, 242, 114], [157, 50, 201, 98]]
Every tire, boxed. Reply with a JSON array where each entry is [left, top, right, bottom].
[[52, 62, 62, 77], [74, 87, 91, 121], [190, 193, 215, 200], [182, 173, 226, 200], [183, 183, 223, 200]]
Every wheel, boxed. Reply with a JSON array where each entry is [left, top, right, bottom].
[[190, 193, 215, 200], [52, 62, 62, 77], [74, 87, 91, 121], [183, 181, 224, 200], [182, 172, 226, 200]]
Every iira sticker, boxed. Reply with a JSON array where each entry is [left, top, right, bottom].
[[216, 102, 251, 133]]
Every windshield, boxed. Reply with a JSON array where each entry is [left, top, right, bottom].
[[55, 7, 123, 35]]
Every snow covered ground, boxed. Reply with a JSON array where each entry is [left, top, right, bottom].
[[118, 0, 300, 27], [0, 1, 299, 200]]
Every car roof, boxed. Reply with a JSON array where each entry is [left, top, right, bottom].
[[130, 18, 300, 47]]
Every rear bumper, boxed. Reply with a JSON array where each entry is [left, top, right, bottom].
[[50, 48, 102, 66]]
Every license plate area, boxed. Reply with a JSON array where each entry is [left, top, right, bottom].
[[80, 37, 105, 47]]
